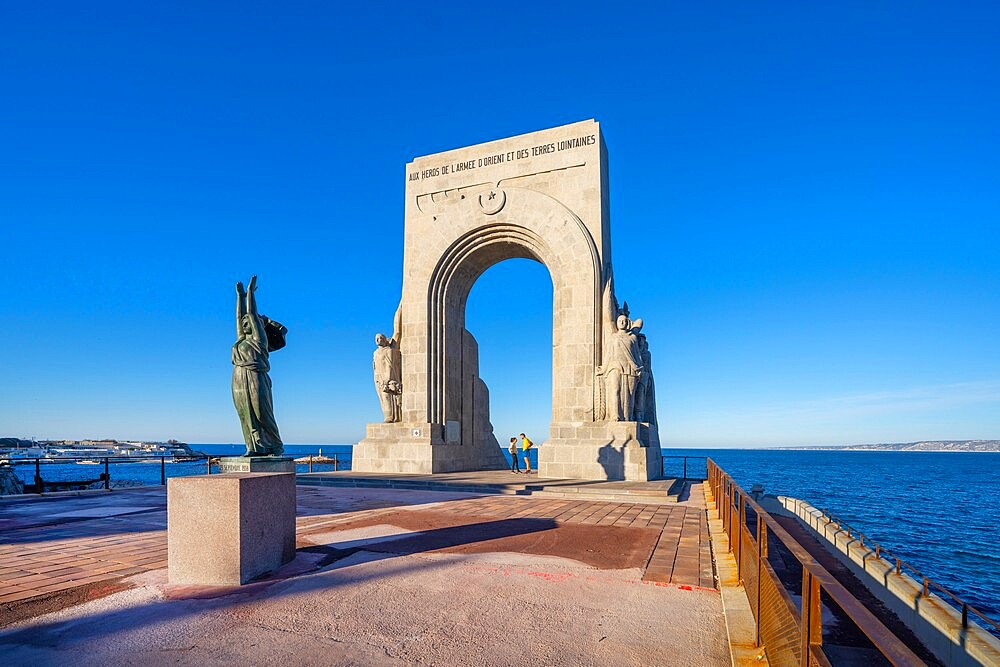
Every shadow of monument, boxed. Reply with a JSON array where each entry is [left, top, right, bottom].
[[0, 517, 559, 649], [674, 483, 691, 502], [0, 511, 167, 545], [1, 486, 495, 545], [302, 517, 558, 565], [597, 443, 625, 481]]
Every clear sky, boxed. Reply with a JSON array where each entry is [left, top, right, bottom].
[[2, 2, 998, 447]]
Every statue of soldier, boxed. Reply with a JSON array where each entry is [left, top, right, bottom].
[[633, 331, 656, 424], [604, 313, 643, 421], [373, 305, 402, 423]]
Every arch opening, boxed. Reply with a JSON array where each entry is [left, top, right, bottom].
[[465, 258, 554, 457], [426, 221, 586, 430]]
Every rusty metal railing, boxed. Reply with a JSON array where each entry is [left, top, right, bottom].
[[7, 454, 352, 493], [9, 455, 200, 492], [816, 506, 1000, 638], [707, 458, 926, 666]]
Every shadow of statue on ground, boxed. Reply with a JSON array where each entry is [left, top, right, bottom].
[[0, 516, 559, 646], [597, 443, 625, 481]]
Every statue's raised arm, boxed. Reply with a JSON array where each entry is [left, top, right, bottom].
[[235, 281, 247, 340], [391, 302, 402, 347], [602, 270, 619, 329], [244, 275, 266, 346]]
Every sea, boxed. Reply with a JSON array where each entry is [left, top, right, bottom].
[[10, 445, 999, 627], [662, 448, 1000, 629]]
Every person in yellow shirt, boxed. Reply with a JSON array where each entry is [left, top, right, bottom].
[[519, 433, 534, 473]]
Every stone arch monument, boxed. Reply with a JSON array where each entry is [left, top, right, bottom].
[[355, 120, 661, 481]]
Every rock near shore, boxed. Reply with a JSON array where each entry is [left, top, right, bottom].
[[0, 466, 24, 495]]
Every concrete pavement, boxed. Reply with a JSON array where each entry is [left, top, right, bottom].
[[1, 483, 730, 666]]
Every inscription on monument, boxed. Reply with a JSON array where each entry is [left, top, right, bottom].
[[408, 132, 597, 182], [218, 460, 252, 473]]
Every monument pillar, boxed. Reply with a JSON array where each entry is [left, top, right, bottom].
[[355, 120, 662, 480]]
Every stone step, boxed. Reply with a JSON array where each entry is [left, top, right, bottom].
[[296, 475, 685, 505], [521, 489, 679, 504]]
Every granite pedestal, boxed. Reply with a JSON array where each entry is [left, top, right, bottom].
[[167, 472, 296, 585]]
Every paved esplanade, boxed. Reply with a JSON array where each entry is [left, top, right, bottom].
[[357, 120, 662, 480], [0, 485, 727, 666]]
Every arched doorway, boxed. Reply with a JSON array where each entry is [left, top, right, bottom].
[[355, 120, 661, 480], [464, 258, 553, 462]]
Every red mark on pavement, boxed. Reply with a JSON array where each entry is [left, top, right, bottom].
[[526, 571, 572, 583], [646, 581, 718, 593]]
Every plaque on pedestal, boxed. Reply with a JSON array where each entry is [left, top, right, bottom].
[[218, 456, 295, 474]]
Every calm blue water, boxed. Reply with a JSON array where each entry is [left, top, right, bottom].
[[11, 445, 997, 625], [9, 444, 356, 489]]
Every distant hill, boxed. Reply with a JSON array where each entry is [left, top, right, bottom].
[[784, 440, 1000, 452]]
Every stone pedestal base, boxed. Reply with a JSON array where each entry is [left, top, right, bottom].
[[539, 421, 662, 481], [218, 456, 295, 474], [167, 472, 296, 585], [353, 422, 507, 474], [355, 421, 661, 481]]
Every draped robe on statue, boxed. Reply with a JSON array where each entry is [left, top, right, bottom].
[[232, 329, 284, 455], [604, 326, 643, 421], [373, 339, 402, 422]]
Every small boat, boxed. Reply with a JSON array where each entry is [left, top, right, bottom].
[[76, 459, 102, 465], [294, 454, 337, 463]]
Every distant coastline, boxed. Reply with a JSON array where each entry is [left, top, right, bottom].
[[0, 437, 204, 459], [777, 440, 1000, 452]]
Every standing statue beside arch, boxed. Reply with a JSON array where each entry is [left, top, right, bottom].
[[232, 275, 286, 457], [633, 327, 657, 424], [373, 304, 403, 423], [598, 274, 644, 421]]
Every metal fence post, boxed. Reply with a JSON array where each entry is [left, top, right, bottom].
[[723, 481, 729, 531], [104, 457, 110, 490], [756, 513, 763, 647], [729, 482, 736, 537], [309, 454, 313, 473], [800, 570, 822, 666], [334, 454, 339, 471], [35, 458, 43, 494], [736, 495, 744, 583], [683, 457, 688, 480], [161, 456, 166, 485]]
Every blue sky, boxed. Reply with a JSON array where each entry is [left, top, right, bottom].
[[1, 2, 998, 447]]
